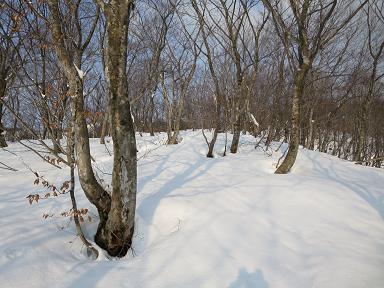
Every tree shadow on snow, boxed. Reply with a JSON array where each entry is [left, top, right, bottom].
[[137, 154, 219, 234], [303, 152, 384, 221], [228, 268, 268, 288]]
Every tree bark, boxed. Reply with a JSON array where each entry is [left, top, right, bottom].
[[275, 63, 309, 174], [192, 0, 222, 158], [305, 107, 314, 149], [47, 0, 112, 252], [100, 110, 109, 144], [0, 78, 7, 147], [94, 0, 137, 257]]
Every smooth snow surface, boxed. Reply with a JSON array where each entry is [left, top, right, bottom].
[[1, 131, 384, 288]]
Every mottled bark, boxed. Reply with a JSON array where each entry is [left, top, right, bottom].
[[94, 0, 137, 257], [47, 0, 112, 250], [230, 114, 242, 153], [207, 127, 219, 158], [275, 63, 309, 174]]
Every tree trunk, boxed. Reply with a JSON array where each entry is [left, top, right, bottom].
[[191, 0, 222, 158], [305, 107, 314, 149], [149, 95, 155, 136], [100, 110, 109, 144], [94, 0, 137, 257], [169, 100, 183, 145], [230, 116, 241, 153], [69, 76, 112, 236], [230, 78, 244, 154], [0, 77, 7, 147], [229, 70, 244, 154], [47, 0, 112, 253], [207, 93, 222, 158], [275, 64, 309, 174]]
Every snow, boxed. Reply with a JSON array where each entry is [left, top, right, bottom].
[[249, 113, 260, 127], [74, 64, 85, 79], [130, 106, 135, 123], [1, 131, 384, 288]]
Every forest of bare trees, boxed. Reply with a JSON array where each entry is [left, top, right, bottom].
[[1, 0, 383, 257]]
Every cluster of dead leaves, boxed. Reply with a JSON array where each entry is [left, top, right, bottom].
[[44, 155, 63, 166], [60, 208, 92, 223], [27, 172, 70, 205], [42, 208, 92, 223]]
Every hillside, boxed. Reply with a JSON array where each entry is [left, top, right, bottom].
[[1, 131, 383, 288]]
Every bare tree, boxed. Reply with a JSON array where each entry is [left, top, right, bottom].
[[94, 0, 137, 257], [191, 0, 225, 157], [262, 0, 368, 173], [355, 1, 384, 162]]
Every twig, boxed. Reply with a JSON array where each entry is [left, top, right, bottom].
[[201, 128, 210, 147], [69, 164, 99, 260], [18, 141, 62, 169], [276, 147, 288, 168], [67, 121, 99, 259], [0, 161, 18, 171], [275, 139, 285, 153], [1, 99, 68, 165], [104, 142, 112, 156]]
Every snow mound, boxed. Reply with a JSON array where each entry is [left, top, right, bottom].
[[1, 131, 383, 288]]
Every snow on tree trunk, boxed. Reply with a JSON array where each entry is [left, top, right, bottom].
[[94, 0, 137, 257]]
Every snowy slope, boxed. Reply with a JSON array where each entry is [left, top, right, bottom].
[[1, 131, 383, 288]]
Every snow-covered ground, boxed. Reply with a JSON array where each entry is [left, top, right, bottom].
[[1, 131, 384, 288]]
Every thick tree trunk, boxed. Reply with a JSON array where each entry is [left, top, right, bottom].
[[64, 76, 112, 240], [207, 127, 219, 158], [168, 79, 191, 145], [229, 72, 244, 154], [169, 103, 183, 145], [51, 130, 61, 154], [275, 64, 309, 174], [94, 0, 137, 257], [230, 116, 241, 153], [71, 77, 111, 215], [47, 0, 112, 253]]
